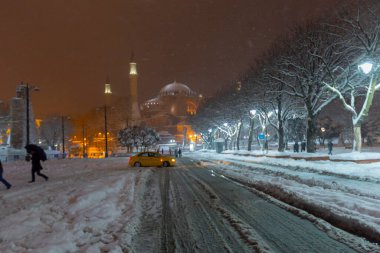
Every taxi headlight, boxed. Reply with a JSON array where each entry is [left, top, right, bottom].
[[171, 159, 176, 162]]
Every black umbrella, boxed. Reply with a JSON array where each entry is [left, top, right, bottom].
[[24, 144, 47, 161]]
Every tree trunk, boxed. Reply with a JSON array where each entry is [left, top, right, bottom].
[[278, 125, 285, 152], [277, 116, 285, 152], [353, 125, 362, 152], [306, 115, 317, 153], [236, 120, 243, 150], [276, 95, 285, 152], [247, 117, 254, 151]]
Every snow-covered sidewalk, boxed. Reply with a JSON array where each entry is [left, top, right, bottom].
[[187, 149, 380, 249]]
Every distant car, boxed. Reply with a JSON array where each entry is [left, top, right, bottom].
[[128, 152, 176, 167]]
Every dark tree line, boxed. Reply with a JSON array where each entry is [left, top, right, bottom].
[[191, 0, 380, 153]]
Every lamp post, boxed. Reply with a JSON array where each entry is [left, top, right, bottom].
[[104, 104, 108, 158], [25, 83, 39, 146], [82, 122, 87, 158], [61, 116, 70, 158]]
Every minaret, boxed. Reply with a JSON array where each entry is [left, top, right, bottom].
[[105, 75, 112, 105], [105, 75, 112, 95], [129, 53, 141, 126]]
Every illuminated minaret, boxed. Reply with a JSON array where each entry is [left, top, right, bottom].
[[129, 53, 141, 126], [105, 75, 112, 105], [105, 75, 112, 95]]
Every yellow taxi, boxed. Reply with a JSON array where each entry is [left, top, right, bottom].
[[128, 152, 176, 167]]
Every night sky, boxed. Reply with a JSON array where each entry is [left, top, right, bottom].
[[0, 0, 339, 117]]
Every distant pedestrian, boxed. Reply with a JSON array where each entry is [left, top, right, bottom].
[[25, 145, 49, 183], [161, 148, 164, 155], [301, 141, 306, 152], [178, 148, 182, 157], [327, 140, 333, 155], [174, 148, 178, 158], [293, 142, 299, 153], [169, 148, 172, 156], [0, 161, 12, 190], [367, 135, 373, 147]]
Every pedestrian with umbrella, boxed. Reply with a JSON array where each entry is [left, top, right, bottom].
[[0, 160, 11, 190], [25, 144, 49, 183]]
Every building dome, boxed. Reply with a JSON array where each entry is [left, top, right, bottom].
[[159, 81, 197, 97]]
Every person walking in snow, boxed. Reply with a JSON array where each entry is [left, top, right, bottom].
[[26, 148, 49, 183], [327, 140, 333, 155], [0, 161, 12, 190], [301, 141, 306, 152], [178, 148, 182, 157], [293, 142, 299, 152]]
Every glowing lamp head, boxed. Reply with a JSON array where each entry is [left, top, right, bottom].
[[250, 109, 256, 115], [358, 62, 373, 74]]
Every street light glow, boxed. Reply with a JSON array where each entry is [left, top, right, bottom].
[[358, 62, 373, 75], [250, 109, 256, 115]]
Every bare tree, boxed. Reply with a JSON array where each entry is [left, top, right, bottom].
[[319, 0, 380, 152], [272, 22, 340, 152]]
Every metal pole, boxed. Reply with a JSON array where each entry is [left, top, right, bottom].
[[82, 123, 86, 158], [26, 83, 30, 146], [62, 116, 65, 158], [104, 105, 108, 158]]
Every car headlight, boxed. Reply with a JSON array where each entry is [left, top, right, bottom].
[[171, 159, 176, 162]]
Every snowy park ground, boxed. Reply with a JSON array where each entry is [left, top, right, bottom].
[[0, 147, 380, 252]]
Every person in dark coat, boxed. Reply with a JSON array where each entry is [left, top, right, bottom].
[[0, 161, 11, 189], [293, 142, 299, 152], [301, 141, 306, 152], [27, 149, 49, 183], [178, 148, 182, 157], [174, 148, 178, 158], [327, 140, 333, 155]]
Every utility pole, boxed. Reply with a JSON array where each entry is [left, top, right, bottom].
[[104, 104, 108, 158], [26, 83, 30, 146], [61, 116, 65, 158]]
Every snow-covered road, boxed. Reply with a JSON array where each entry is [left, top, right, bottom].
[[0, 157, 369, 252]]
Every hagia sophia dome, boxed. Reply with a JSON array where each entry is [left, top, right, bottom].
[[158, 81, 197, 97], [141, 81, 201, 118]]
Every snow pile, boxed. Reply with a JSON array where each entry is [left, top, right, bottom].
[[188, 149, 380, 250]]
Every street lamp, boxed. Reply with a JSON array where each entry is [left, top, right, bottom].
[[25, 83, 39, 146], [358, 62, 374, 75], [103, 105, 109, 158], [61, 116, 70, 158]]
